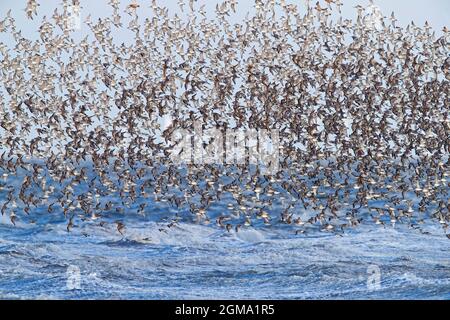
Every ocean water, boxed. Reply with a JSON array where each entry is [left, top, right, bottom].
[[0, 202, 449, 300]]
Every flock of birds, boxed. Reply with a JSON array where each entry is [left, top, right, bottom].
[[0, 0, 449, 239]]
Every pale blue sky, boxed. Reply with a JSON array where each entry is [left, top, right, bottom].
[[0, 0, 448, 38]]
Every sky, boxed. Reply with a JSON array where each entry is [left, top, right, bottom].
[[0, 0, 448, 38]]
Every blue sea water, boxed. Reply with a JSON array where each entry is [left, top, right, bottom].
[[0, 202, 449, 299]]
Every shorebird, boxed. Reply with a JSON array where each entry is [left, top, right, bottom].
[[0, 0, 446, 239]]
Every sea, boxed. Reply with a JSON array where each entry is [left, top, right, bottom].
[[0, 188, 449, 299]]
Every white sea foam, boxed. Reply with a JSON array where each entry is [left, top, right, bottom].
[[1, 213, 449, 299]]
